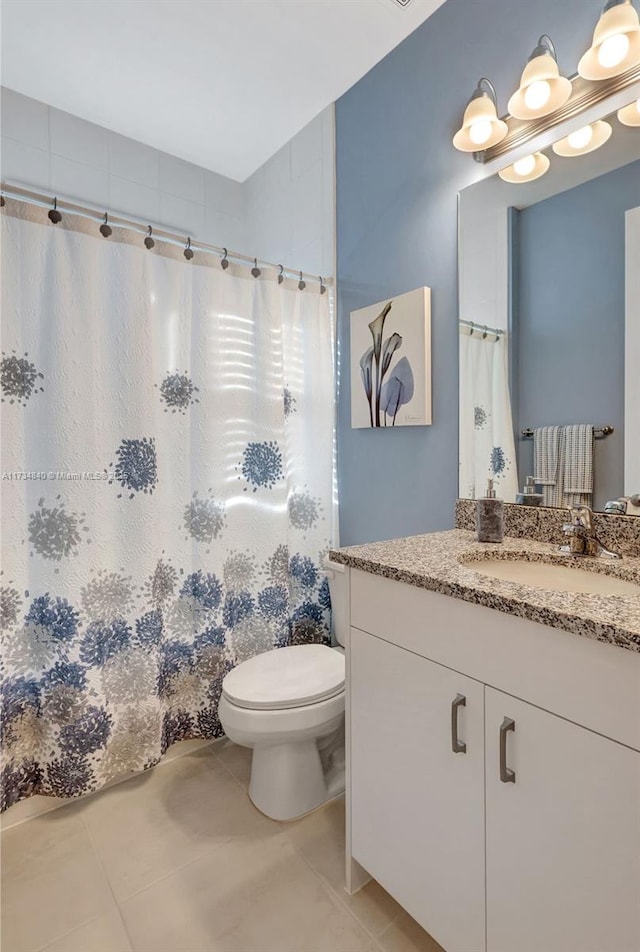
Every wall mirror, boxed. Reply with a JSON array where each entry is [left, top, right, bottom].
[[458, 86, 640, 514]]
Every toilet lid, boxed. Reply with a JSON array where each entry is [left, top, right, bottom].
[[222, 645, 345, 711]]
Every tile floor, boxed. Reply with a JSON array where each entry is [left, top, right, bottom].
[[1, 741, 443, 952]]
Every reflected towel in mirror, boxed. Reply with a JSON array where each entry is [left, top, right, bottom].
[[533, 424, 594, 507]]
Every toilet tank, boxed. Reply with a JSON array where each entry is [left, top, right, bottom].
[[323, 557, 350, 648]]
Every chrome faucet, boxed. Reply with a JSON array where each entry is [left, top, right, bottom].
[[559, 505, 621, 559]]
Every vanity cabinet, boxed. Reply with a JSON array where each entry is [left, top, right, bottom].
[[347, 569, 640, 952], [485, 688, 640, 952], [350, 628, 485, 952]]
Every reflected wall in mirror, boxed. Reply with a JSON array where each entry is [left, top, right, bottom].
[[458, 94, 640, 513]]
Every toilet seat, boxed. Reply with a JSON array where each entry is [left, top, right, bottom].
[[222, 644, 345, 711]]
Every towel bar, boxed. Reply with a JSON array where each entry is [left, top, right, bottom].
[[520, 426, 614, 439]]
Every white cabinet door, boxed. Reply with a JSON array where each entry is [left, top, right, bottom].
[[485, 688, 640, 952], [350, 628, 486, 952]]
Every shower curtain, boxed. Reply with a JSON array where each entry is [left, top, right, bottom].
[[459, 327, 518, 503], [0, 202, 336, 811]]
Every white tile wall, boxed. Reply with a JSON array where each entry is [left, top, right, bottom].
[[159, 191, 206, 237], [49, 109, 109, 169], [0, 87, 246, 251], [1, 137, 50, 189], [1, 87, 335, 278], [243, 106, 335, 279], [109, 175, 161, 223], [159, 153, 205, 204], [1, 90, 48, 150], [50, 153, 109, 206], [290, 113, 322, 182], [458, 181, 510, 332], [109, 133, 160, 189], [204, 171, 243, 219]]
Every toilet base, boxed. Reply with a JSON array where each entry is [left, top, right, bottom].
[[249, 739, 336, 821], [218, 687, 345, 822]]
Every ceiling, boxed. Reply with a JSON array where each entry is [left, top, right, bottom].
[[1, 0, 446, 181]]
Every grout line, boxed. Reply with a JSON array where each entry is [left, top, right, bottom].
[[46, 104, 52, 190], [109, 834, 235, 911], [208, 747, 391, 944], [282, 829, 385, 948], [33, 915, 107, 952], [207, 746, 253, 793], [79, 811, 135, 952], [275, 797, 398, 947], [82, 753, 251, 908]]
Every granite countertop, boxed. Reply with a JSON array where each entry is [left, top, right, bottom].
[[329, 529, 640, 653]]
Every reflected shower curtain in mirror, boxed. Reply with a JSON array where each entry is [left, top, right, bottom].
[[459, 327, 518, 503], [0, 203, 336, 811]]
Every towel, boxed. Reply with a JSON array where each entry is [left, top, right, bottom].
[[533, 426, 562, 506], [533, 424, 594, 507], [562, 424, 594, 506]]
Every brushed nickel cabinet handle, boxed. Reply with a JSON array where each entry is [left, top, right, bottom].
[[451, 693, 467, 753], [500, 716, 516, 783]]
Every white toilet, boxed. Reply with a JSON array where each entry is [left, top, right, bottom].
[[218, 559, 349, 821]]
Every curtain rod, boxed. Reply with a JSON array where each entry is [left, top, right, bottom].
[[0, 183, 334, 289], [459, 319, 504, 338]]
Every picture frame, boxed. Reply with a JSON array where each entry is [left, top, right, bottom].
[[350, 286, 431, 429]]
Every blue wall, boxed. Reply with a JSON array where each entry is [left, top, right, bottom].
[[335, 0, 608, 545], [515, 160, 640, 510]]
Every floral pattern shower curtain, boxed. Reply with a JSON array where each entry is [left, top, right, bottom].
[[0, 203, 336, 811], [459, 326, 518, 503]]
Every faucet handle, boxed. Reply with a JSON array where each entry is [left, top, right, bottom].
[[568, 505, 593, 529]]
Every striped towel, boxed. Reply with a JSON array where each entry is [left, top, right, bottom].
[[533, 426, 562, 506], [562, 424, 594, 507], [533, 424, 594, 507]]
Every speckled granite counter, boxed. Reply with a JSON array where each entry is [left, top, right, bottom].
[[329, 530, 640, 653], [455, 498, 640, 557]]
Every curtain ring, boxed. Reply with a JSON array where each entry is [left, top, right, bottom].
[[99, 212, 112, 238], [184, 237, 194, 261], [319, 275, 326, 295], [277, 264, 284, 285], [0, 194, 5, 208], [144, 225, 155, 250], [48, 197, 62, 224], [298, 271, 306, 291], [221, 248, 229, 270], [251, 258, 261, 278], [482, 325, 488, 339], [468, 321, 475, 335]]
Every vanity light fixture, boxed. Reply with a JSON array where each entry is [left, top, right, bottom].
[[552, 119, 613, 156], [618, 97, 640, 124], [508, 35, 572, 119], [578, 0, 640, 80], [498, 151, 550, 183], [453, 78, 508, 152]]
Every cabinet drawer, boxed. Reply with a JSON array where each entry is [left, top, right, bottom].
[[351, 569, 640, 750]]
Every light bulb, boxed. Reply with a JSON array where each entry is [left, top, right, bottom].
[[524, 80, 551, 111], [513, 155, 537, 177], [567, 125, 594, 150], [469, 119, 493, 145], [597, 32, 630, 68]]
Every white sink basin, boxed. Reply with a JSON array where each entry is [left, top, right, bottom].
[[463, 558, 640, 595]]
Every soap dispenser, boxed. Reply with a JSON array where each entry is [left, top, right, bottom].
[[476, 479, 504, 543]]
